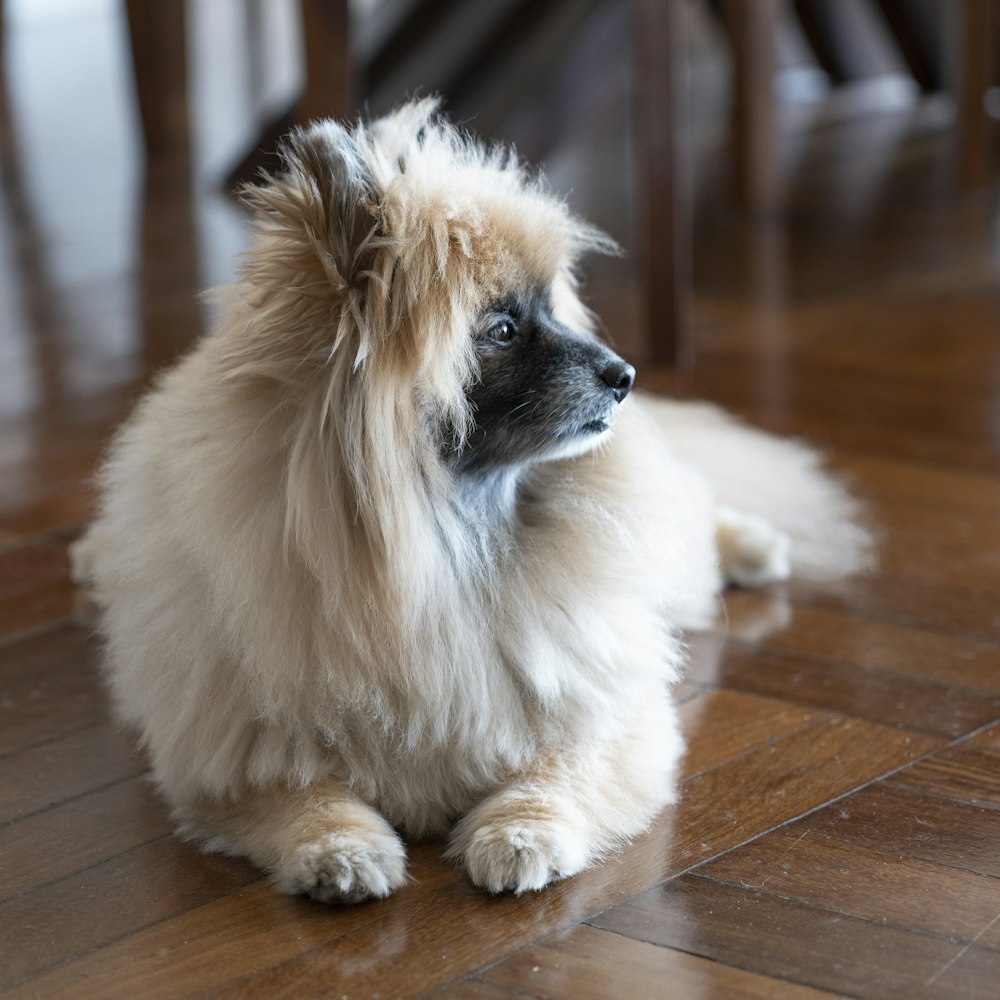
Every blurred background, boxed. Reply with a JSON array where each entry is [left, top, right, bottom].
[[2, 0, 999, 612]]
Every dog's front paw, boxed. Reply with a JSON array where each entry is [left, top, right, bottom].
[[277, 828, 407, 904], [448, 808, 591, 895], [716, 506, 792, 588]]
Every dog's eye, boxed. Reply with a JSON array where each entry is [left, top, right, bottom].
[[488, 320, 517, 345]]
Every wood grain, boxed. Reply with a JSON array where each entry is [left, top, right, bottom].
[[699, 824, 1000, 944], [679, 689, 821, 778], [0, 837, 259, 988], [971, 723, 1000, 749], [842, 453, 1000, 516], [642, 358, 1000, 475], [888, 745, 1000, 808], [0, 721, 145, 824], [710, 590, 1000, 692], [590, 875, 1000, 1000], [433, 982, 520, 1000], [0, 540, 68, 595], [479, 923, 841, 999], [2, 843, 460, 1000], [788, 574, 1000, 645], [0, 775, 169, 901], [685, 635, 1000, 737], [0, 575, 77, 641], [803, 781, 1000, 878], [668, 716, 938, 870], [0, 627, 106, 755]]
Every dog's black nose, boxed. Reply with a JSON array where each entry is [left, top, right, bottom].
[[601, 360, 636, 403]]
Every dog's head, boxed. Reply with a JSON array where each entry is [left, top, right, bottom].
[[233, 100, 632, 499]]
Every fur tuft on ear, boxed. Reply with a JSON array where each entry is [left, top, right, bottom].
[[362, 95, 442, 184], [238, 120, 385, 306], [286, 121, 381, 282]]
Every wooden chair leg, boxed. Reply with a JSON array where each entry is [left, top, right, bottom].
[[633, 0, 690, 367], [872, 0, 943, 93], [224, 0, 353, 189], [957, 0, 999, 191], [124, 0, 189, 159], [298, 0, 353, 123], [724, 0, 782, 214]]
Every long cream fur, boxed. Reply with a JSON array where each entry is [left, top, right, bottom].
[[74, 100, 872, 900]]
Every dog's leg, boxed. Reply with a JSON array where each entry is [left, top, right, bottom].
[[715, 504, 791, 587], [177, 777, 407, 904], [445, 693, 681, 894]]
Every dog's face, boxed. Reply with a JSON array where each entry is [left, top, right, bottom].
[[455, 289, 634, 473], [238, 99, 633, 491]]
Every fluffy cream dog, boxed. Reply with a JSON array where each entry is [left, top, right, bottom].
[[74, 99, 871, 902]]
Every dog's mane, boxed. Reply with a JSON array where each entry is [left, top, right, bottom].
[[206, 100, 616, 624]]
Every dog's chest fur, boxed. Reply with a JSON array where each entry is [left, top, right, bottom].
[[299, 467, 687, 835]]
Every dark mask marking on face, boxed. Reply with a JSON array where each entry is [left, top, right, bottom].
[[449, 291, 635, 475]]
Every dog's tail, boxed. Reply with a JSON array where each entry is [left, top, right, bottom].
[[639, 396, 875, 582]]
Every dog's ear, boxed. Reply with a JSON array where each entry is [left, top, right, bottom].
[[241, 120, 382, 296], [286, 120, 382, 286]]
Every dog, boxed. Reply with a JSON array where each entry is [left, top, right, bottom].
[[72, 99, 872, 902]]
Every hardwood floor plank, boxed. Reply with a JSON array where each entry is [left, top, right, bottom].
[[708, 591, 1000, 693], [841, 453, 1000, 516], [971, 723, 1000, 750], [796, 296, 1000, 388], [803, 781, 1000, 879], [887, 746, 1000, 809], [477, 923, 842, 999], [862, 516, 1000, 594], [0, 721, 145, 824], [698, 825, 1000, 945], [433, 982, 523, 1000], [668, 717, 938, 870], [679, 690, 821, 779], [0, 775, 169, 900], [0, 630, 106, 755], [685, 636, 1000, 738], [0, 838, 260, 988], [0, 483, 93, 539], [875, 496, 1000, 552], [0, 690, 817, 898], [1, 842, 460, 999], [0, 622, 91, 683], [589, 874, 1000, 1000], [0, 575, 78, 641], [0, 539, 68, 595], [0, 694, 820, 934], [785, 573, 1000, 644]]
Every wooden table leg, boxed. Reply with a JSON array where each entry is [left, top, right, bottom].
[[298, 0, 353, 123], [633, 0, 690, 367], [224, 0, 353, 189], [957, 0, 998, 191], [724, 0, 782, 214], [124, 0, 189, 159]]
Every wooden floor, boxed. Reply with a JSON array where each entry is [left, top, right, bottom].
[[2, 3, 1000, 998]]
